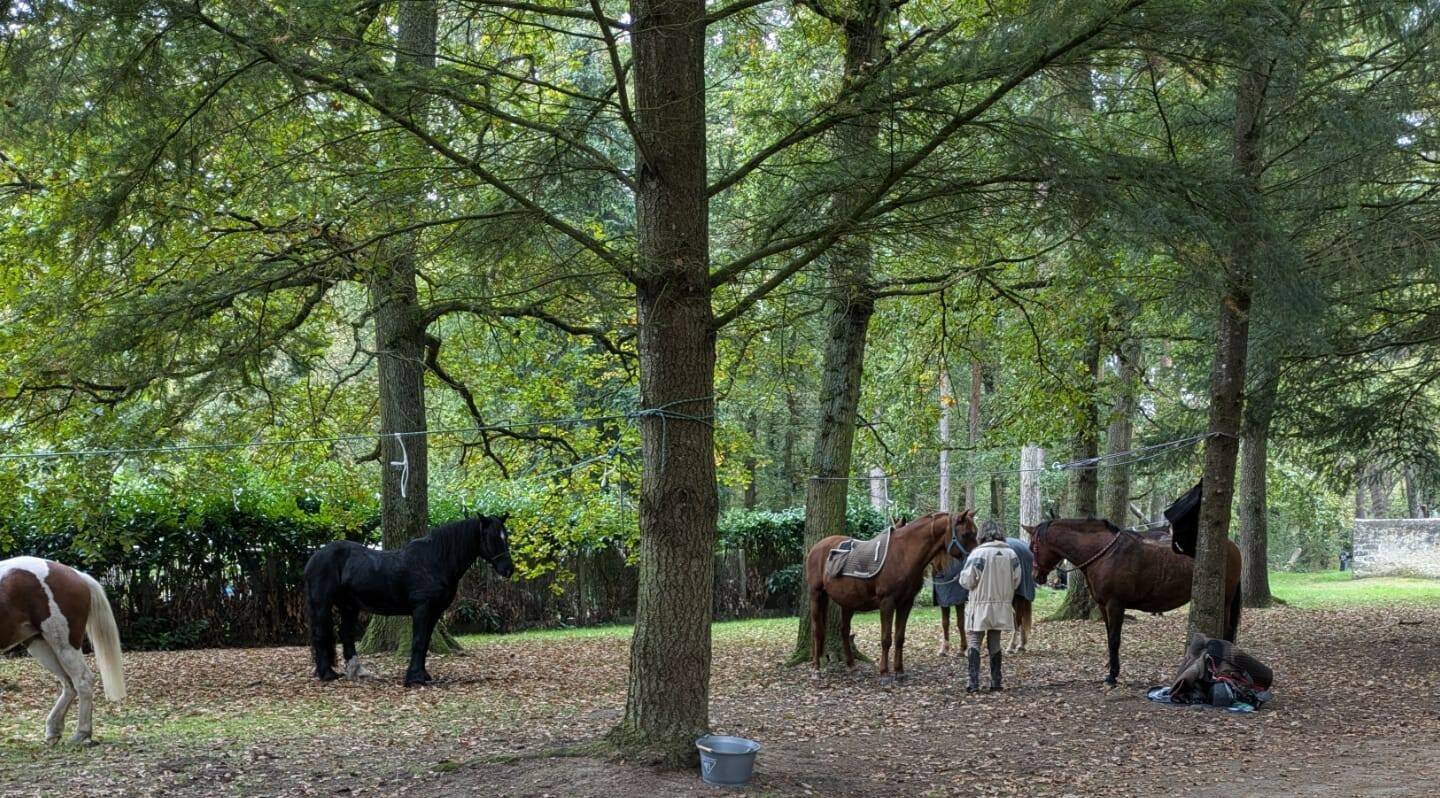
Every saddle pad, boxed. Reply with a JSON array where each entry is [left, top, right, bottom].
[[825, 532, 891, 580]]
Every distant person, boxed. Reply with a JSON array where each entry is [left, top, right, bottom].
[[1339, 549, 1351, 571], [959, 519, 1021, 693]]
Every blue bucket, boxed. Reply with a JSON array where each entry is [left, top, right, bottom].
[[695, 735, 761, 786]]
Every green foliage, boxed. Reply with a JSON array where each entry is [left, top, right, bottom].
[[717, 500, 890, 559]]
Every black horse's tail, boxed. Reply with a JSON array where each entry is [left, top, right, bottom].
[[305, 545, 340, 679], [1225, 579, 1242, 643]]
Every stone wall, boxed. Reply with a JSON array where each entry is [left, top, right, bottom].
[[1352, 519, 1440, 579]]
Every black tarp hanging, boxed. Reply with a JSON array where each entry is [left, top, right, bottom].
[[1165, 481, 1203, 557]]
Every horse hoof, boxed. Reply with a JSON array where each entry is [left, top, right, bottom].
[[317, 669, 342, 682], [70, 734, 95, 746], [894, 671, 908, 683], [879, 675, 895, 687], [405, 675, 433, 688], [44, 736, 60, 748]]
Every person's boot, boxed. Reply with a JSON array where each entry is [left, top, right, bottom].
[[989, 651, 1003, 691], [966, 648, 980, 693]]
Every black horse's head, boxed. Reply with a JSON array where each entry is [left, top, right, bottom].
[[478, 514, 516, 579]]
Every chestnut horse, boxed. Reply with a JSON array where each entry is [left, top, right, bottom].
[[805, 510, 977, 683], [1030, 518, 1242, 686], [0, 557, 127, 744]]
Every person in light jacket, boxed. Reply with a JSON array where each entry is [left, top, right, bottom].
[[959, 519, 1021, 693]]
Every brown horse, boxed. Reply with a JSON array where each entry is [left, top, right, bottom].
[[1, 557, 127, 744], [1030, 518, 1242, 686], [805, 510, 977, 683]]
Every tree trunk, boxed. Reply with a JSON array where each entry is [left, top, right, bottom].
[[1103, 334, 1139, 528], [1190, 59, 1269, 641], [1019, 446, 1045, 534], [359, 0, 456, 657], [1405, 467, 1423, 518], [609, 0, 717, 765], [939, 372, 953, 512], [1369, 469, 1390, 518], [1238, 359, 1277, 608], [743, 412, 759, 510], [1054, 333, 1102, 621], [966, 358, 982, 509], [790, 0, 890, 666]]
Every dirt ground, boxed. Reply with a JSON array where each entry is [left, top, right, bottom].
[[2, 602, 1438, 797]]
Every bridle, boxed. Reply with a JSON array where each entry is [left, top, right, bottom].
[[931, 512, 970, 586], [1038, 522, 1123, 575], [946, 512, 970, 559]]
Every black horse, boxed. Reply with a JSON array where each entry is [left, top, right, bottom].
[[304, 514, 515, 686]]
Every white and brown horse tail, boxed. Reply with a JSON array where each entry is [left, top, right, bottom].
[[78, 570, 126, 702]]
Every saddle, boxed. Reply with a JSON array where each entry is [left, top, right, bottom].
[[824, 532, 891, 580]]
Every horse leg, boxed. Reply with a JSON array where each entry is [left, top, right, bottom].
[[308, 592, 340, 682], [405, 604, 440, 687], [51, 637, 97, 744], [26, 638, 75, 746], [894, 598, 914, 680], [1010, 599, 1031, 654], [809, 588, 828, 676], [937, 606, 951, 657], [1103, 602, 1124, 687], [339, 604, 369, 679], [878, 603, 894, 684], [840, 608, 857, 670]]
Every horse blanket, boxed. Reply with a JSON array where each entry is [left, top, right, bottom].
[[935, 537, 1035, 606], [824, 532, 891, 580]]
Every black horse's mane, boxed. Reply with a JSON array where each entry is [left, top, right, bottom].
[[420, 516, 495, 565]]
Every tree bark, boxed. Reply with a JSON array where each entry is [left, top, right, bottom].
[[1019, 446, 1045, 534], [790, 0, 890, 667], [966, 358, 982, 509], [1190, 58, 1270, 641], [1054, 333, 1102, 621], [939, 372, 953, 512], [1405, 467, 1423, 518], [609, 0, 718, 765], [359, 0, 456, 656], [1103, 333, 1140, 528], [1238, 359, 1277, 608], [1369, 469, 1390, 518]]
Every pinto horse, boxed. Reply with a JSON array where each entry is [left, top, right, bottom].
[[305, 515, 514, 687], [805, 510, 977, 683], [1030, 517, 1242, 686], [0, 557, 126, 744]]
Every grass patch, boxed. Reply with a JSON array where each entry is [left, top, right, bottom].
[[1269, 570, 1440, 608]]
